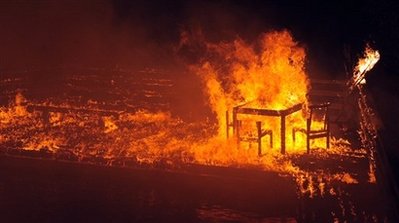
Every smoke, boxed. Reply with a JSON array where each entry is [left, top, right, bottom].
[[0, 0, 181, 70], [0, 0, 361, 121], [0, 0, 299, 72]]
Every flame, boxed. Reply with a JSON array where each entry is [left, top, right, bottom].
[[353, 44, 380, 184], [189, 30, 314, 152], [103, 116, 118, 133], [353, 45, 380, 85], [0, 92, 31, 124], [0, 31, 371, 206]]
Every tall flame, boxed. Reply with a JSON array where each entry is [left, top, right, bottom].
[[187, 30, 310, 151], [192, 30, 309, 133]]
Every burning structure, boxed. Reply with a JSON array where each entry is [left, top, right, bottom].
[[0, 1, 398, 222]]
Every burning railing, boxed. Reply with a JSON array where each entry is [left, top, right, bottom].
[[348, 45, 380, 182]]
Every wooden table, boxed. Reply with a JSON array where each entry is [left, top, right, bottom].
[[230, 103, 303, 154]]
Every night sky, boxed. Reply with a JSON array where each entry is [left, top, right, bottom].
[[0, 0, 398, 77]]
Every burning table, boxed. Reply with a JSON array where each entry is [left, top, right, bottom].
[[227, 102, 303, 155]]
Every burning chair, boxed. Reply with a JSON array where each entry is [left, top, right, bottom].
[[292, 103, 330, 153], [227, 102, 303, 155], [236, 120, 273, 156], [226, 108, 274, 156]]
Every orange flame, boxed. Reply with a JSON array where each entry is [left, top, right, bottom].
[[0, 31, 365, 196], [189, 30, 312, 152], [353, 45, 380, 85]]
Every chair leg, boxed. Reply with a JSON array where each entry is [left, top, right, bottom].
[[269, 132, 273, 148], [326, 134, 330, 149], [292, 129, 296, 143], [236, 120, 241, 149], [256, 122, 262, 156]]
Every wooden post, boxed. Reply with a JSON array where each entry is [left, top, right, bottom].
[[281, 115, 286, 154], [256, 121, 262, 156]]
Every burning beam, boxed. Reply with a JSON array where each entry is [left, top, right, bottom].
[[349, 45, 380, 90], [351, 44, 380, 184]]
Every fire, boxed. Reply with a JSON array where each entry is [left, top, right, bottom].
[[353, 44, 381, 184], [0, 30, 329, 169], [353, 45, 380, 86], [103, 116, 118, 133], [188, 30, 313, 152], [0, 30, 365, 201], [0, 92, 30, 124]]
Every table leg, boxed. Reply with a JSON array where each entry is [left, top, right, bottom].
[[256, 121, 262, 156], [281, 115, 286, 154], [232, 107, 237, 137], [226, 110, 229, 139]]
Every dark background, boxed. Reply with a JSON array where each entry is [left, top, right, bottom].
[[0, 0, 399, 204], [1, 0, 398, 76]]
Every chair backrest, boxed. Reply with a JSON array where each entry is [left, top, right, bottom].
[[308, 102, 330, 131]]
